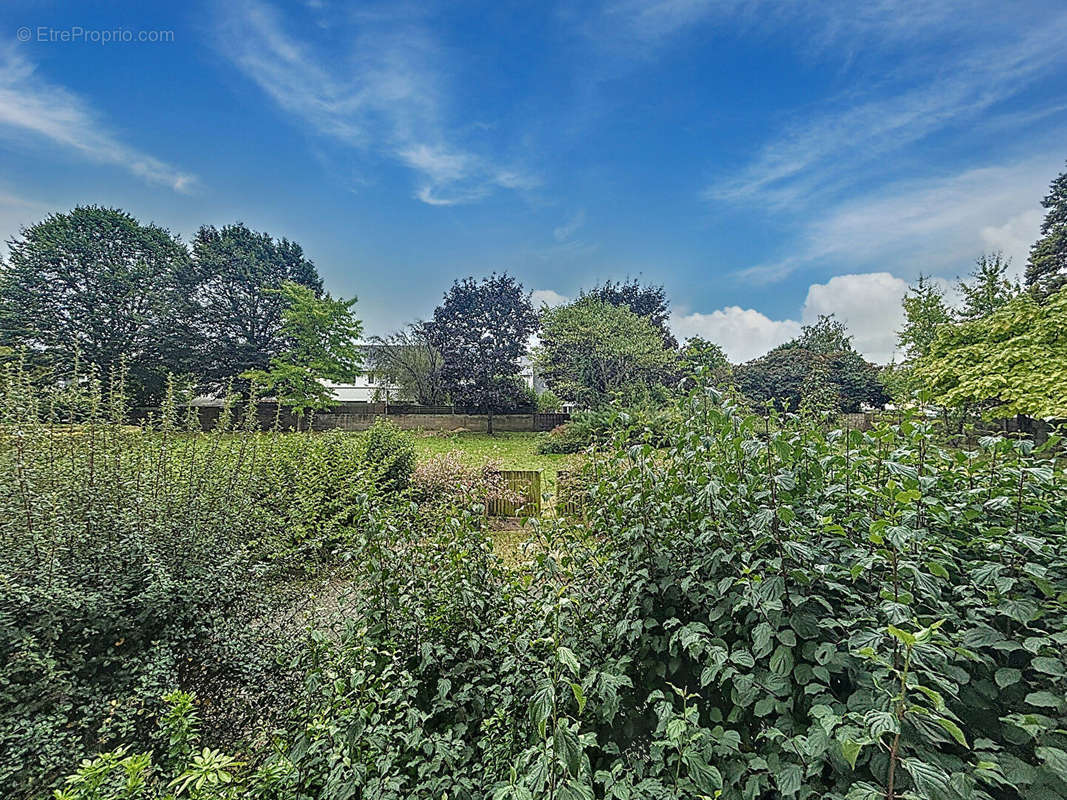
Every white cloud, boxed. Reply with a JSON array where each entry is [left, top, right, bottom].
[[531, 289, 571, 307], [800, 272, 909, 363], [673, 271, 934, 364], [707, 14, 1067, 210], [671, 306, 802, 362], [217, 0, 533, 206], [0, 49, 196, 192]]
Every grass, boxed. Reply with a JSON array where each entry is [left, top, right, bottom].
[[407, 430, 579, 512]]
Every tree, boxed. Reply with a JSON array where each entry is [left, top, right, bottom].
[[536, 297, 675, 408], [736, 316, 886, 413], [244, 282, 363, 427], [956, 252, 1020, 321], [423, 273, 538, 433], [1025, 161, 1067, 300], [678, 336, 731, 390], [0, 206, 194, 401], [580, 278, 678, 349], [364, 324, 446, 405], [897, 275, 952, 361], [915, 287, 1067, 418], [192, 223, 323, 391]]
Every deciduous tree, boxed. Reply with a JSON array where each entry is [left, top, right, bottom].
[[423, 273, 538, 433], [0, 206, 194, 402], [244, 282, 363, 427], [364, 324, 446, 405], [192, 223, 323, 391], [915, 287, 1067, 419], [956, 251, 1020, 321], [736, 316, 886, 413], [897, 275, 952, 361], [536, 297, 675, 408], [580, 278, 678, 349]]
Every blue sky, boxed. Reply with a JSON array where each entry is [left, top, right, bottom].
[[2, 0, 1066, 362]]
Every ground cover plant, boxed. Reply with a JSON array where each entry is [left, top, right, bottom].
[[5, 370, 1067, 799]]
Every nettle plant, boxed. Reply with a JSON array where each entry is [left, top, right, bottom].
[[554, 392, 1067, 799]]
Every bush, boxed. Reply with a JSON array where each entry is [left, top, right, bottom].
[[536, 389, 562, 413], [363, 419, 416, 493], [536, 403, 678, 453], [410, 451, 520, 510], [0, 367, 359, 797]]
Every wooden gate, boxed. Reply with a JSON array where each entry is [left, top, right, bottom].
[[487, 469, 542, 517]]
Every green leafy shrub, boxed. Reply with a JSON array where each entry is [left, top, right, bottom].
[[47, 691, 297, 800], [363, 419, 416, 493], [537, 404, 678, 453], [536, 389, 562, 413], [0, 365, 371, 797]]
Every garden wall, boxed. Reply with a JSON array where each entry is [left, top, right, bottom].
[[189, 402, 566, 433]]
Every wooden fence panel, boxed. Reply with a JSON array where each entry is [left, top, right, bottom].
[[555, 469, 585, 518], [534, 412, 570, 432], [487, 469, 542, 517]]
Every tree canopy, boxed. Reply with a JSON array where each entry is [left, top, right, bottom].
[[0, 206, 194, 401], [580, 278, 678, 349], [192, 223, 323, 390], [423, 273, 538, 430], [244, 282, 363, 423], [1025, 161, 1067, 300], [956, 252, 1020, 321], [896, 274, 952, 361], [914, 287, 1067, 419], [737, 316, 887, 413], [536, 297, 675, 408]]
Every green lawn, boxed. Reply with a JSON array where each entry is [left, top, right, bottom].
[[408, 431, 578, 505]]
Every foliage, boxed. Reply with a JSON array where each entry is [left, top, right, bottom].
[[678, 335, 732, 390], [191, 223, 323, 391], [243, 282, 363, 423], [0, 363, 384, 797], [536, 389, 563, 413], [363, 419, 417, 493], [410, 451, 520, 510], [537, 403, 678, 454], [898, 275, 953, 362], [956, 252, 1020, 321], [7, 371, 1067, 800], [365, 324, 447, 404], [580, 278, 678, 349], [0, 206, 195, 403], [737, 316, 887, 413], [1025, 160, 1067, 300], [915, 287, 1067, 419], [46, 692, 297, 800], [536, 298, 676, 408], [423, 273, 539, 431]]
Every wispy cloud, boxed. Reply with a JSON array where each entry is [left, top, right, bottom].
[[707, 15, 1067, 210], [553, 209, 586, 241], [733, 153, 1062, 284], [0, 48, 197, 192], [216, 0, 535, 206]]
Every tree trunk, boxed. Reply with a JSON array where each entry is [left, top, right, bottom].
[[487, 409, 494, 435]]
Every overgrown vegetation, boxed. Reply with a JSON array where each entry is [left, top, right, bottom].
[[8, 364, 1064, 799]]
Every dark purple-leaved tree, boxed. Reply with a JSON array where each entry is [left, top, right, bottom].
[[423, 273, 538, 433]]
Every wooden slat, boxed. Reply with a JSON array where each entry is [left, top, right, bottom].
[[487, 469, 542, 517]]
